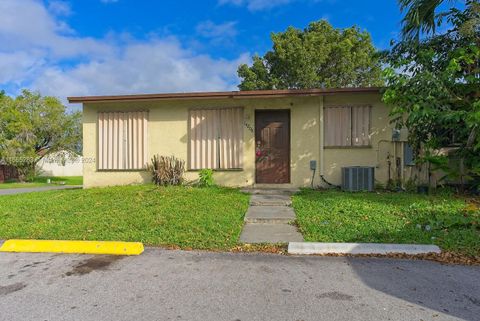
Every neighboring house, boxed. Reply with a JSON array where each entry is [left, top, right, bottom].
[[37, 150, 83, 177], [69, 88, 415, 189]]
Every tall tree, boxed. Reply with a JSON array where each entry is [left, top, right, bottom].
[[237, 20, 383, 90], [0, 90, 82, 180], [399, 0, 445, 39], [399, 0, 479, 39], [383, 1, 480, 186]]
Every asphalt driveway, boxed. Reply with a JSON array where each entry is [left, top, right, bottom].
[[0, 249, 479, 321], [0, 185, 82, 196]]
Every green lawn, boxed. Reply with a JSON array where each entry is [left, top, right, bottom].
[[293, 189, 480, 256], [0, 176, 83, 189], [0, 185, 249, 249]]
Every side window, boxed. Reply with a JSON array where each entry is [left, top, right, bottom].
[[189, 107, 244, 170], [324, 106, 371, 147], [98, 111, 148, 170]]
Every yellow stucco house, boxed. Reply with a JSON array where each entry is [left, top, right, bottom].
[[69, 88, 413, 189]]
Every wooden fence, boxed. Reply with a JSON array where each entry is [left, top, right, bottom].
[[0, 165, 19, 183]]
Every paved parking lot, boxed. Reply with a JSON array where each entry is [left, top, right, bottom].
[[1, 249, 479, 321]]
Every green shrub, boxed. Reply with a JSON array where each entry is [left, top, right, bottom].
[[404, 177, 417, 193], [374, 181, 386, 190], [148, 155, 185, 186], [198, 169, 214, 187]]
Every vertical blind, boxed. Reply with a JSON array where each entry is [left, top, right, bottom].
[[351, 105, 371, 146], [324, 106, 371, 147], [324, 106, 352, 147], [98, 111, 148, 170], [189, 107, 243, 170]]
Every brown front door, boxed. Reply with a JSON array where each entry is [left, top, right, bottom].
[[255, 110, 290, 184]]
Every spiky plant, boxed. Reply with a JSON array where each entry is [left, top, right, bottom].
[[148, 155, 185, 186]]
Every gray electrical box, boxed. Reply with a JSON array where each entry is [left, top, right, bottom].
[[392, 129, 401, 141], [310, 160, 317, 170], [404, 144, 415, 166], [342, 167, 375, 192]]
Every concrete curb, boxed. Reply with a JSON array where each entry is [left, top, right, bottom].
[[0, 239, 144, 256], [288, 242, 441, 255]]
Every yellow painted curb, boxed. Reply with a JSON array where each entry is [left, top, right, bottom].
[[0, 240, 144, 256]]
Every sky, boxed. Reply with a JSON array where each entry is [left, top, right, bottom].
[[0, 0, 408, 105]]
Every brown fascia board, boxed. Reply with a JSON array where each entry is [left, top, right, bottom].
[[67, 87, 383, 103]]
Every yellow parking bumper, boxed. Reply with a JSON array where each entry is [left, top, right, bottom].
[[0, 239, 144, 256]]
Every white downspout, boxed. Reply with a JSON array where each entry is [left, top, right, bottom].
[[393, 140, 397, 181], [400, 141, 405, 188], [318, 95, 339, 188], [319, 95, 325, 177]]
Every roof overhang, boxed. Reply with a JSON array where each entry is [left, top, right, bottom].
[[67, 87, 383, 104]]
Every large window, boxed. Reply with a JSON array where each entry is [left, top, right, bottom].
[[98, 111, 148, 170], [324, 105, 371, 147], [189, 107, 244, 170]]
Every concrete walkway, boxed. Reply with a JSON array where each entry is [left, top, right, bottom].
[[0, 185, 82, 196], [239, 189, 303, 243]]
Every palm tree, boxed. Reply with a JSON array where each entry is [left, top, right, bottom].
[[398, 0, 479, 40], [399, 0, 448, 39]]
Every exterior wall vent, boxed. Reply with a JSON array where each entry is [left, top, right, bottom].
[[341, 166, 375, 192]]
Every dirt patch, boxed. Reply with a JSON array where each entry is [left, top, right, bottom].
[[230, 244, 288, 254], [316, 291, 354, 301], [65, 256, 124, 276], [146, 243, 289, 254], [0, 283, 27, 296]]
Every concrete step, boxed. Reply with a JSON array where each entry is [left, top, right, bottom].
[[249, 194, 292, 206], [244, 206, 296, 223], [239, 223, 304, 243], [241, 188, 300, 195]]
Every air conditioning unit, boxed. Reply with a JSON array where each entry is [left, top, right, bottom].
[[342, 166, 375, 192]]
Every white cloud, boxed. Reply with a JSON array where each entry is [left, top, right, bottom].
[[219, 0, 293, 11], [48, 0, 72, 16], [0, 0, 111, 58], [32, 41, 250, 98], [0, 51, 46, 84], [219, 0, 330, 11], [0, 0, 249, 103], [196, 21, 238, 40]]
